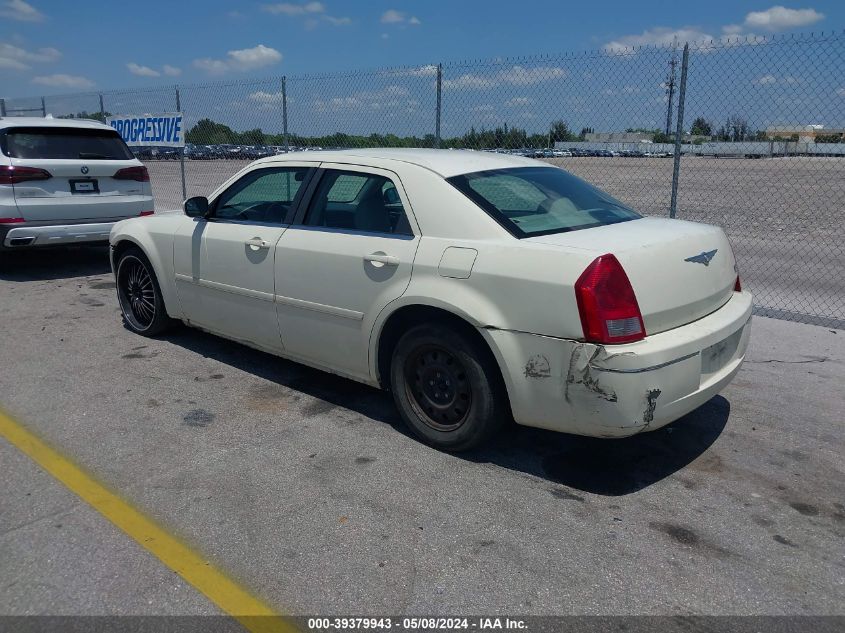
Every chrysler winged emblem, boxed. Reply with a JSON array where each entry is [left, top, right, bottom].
[[684, 249, 717, 266]]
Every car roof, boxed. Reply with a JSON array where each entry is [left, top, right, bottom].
[[255, 147, 550, 178], [0, 116, 114, 131]]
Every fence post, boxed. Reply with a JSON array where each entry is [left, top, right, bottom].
[[282, 76, 289, 152], [0, 99, 6, 117], [41, 96, 46, 117], [435, 63, 442, 148], [98, 93, 105, 121], [175, 86, 187, 201], [669, 43, 689, 219]]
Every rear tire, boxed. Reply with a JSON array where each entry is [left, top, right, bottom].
[[115, 247, 173, 336], [390, 323, 507, 451]]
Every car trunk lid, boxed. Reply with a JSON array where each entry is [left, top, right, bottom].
[[2, 125, 149, 221], [10, 157, 149, 221], [525, 217, 737, 335]]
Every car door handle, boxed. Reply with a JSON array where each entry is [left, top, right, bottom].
[[364, 253, 400, 266], [245, 237, 271, 249]]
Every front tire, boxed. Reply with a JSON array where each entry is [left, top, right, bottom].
[[390, 323, 507, 451], [115, 247, 173, 336]]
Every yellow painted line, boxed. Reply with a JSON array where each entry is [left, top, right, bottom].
[[0, 409, 297, 633]]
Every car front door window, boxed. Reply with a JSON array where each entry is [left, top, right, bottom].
[[214, 167, 309, 223]]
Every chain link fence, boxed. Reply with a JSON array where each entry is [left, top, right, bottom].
[[2, 31, 843, 327]]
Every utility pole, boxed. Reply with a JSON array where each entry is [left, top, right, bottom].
[[435, 63, 442, 148], [664, 44, 678, 136]]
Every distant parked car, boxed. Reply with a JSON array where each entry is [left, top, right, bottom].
[[109, 148, 750, 451], [1, 117, 154, 250]]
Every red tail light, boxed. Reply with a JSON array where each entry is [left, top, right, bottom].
[[574, 254, 645, 344], [113, 166, 150, 182], [0, 166, 52, 185], [0, 217, 25, 224], [139, 210, 154, 216], [734, 275, 742, 292]]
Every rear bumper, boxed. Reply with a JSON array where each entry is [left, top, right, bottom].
[[483, 290, 753, 437], [1, 220, 119, 248]]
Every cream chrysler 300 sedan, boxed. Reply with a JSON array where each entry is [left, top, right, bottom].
[[109, 149, 751, 450]]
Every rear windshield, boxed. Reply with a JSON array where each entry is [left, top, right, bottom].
[[1, 127, 134, 160], [448, 166, 641, 238]]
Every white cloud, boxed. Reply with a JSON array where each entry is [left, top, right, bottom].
[[505, 96, 534, 106], [744, 6, 824, 31], [0, 0, 44, 22], [604, 27, 714, 52], [381, 9, 404, 23], [443, 65, 567, 90], [0, 42, 60, 70], [403, 64, 437, 76], [263, 2, 349, 26], [262, 2, 324, 15], [722, 24, 744, 35], [837, 87, 845, 97], [194, 44, 282, 74], [312, 85, 417, 113], [381, 9, 420, 25], [322, 15, 351, 25], [754, 73, 804, 86], [249, 90, 285, 104], [163, 64, 181, 76], [127, 62, 160, 77], [247, 90, 287, 111], [32, 73, 94, 88]]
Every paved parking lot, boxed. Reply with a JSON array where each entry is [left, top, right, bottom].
[[0, 246, 843, 616]]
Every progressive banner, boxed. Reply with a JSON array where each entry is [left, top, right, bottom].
[[106, 112, 184, 147]]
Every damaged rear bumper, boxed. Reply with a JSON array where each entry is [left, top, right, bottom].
[[481, 290, 752, 438]]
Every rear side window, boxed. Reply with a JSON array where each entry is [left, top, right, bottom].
[[1, 127, 134, 160], [304, 169, 412, 235], [448, 166, 641, 238]]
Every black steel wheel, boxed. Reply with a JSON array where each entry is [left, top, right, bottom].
[[115, 247, 173, 336], [404, 345, 472, 432], [390, 323, 508, 451]]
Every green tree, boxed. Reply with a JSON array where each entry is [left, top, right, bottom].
[[549, 120, 574, 145], [186, 118, 238, 144], [689, 117, 712, 136]]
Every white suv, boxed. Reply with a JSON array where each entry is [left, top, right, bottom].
[[0, 117, 154, 250]]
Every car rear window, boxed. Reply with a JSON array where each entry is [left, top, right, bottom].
[[1, 127, 134, 160], [447, 166, 641, 238]]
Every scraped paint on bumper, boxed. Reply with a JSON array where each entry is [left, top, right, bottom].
[[483, 290, 753, 437]]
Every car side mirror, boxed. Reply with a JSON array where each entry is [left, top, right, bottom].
[[184, 196, 209, 218]]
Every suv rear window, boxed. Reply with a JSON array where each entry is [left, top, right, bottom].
[[448, 166, 640, 238], [1, 127, 134, 160]]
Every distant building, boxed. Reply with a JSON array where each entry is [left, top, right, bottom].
[[585, 131, 712, 143], [585, 132, 652, 143], [764, 125, 845, 143]]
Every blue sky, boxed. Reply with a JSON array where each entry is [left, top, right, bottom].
[[1, 2, 843, 136], [2, 1, 842, 93]]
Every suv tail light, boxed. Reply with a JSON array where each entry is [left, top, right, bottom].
[[734, 275, 742, 292], [574, 254, 645, 344], [0, 166, 52, 185], [0, 217, 25, 224], [113, 166, 150, 182]]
